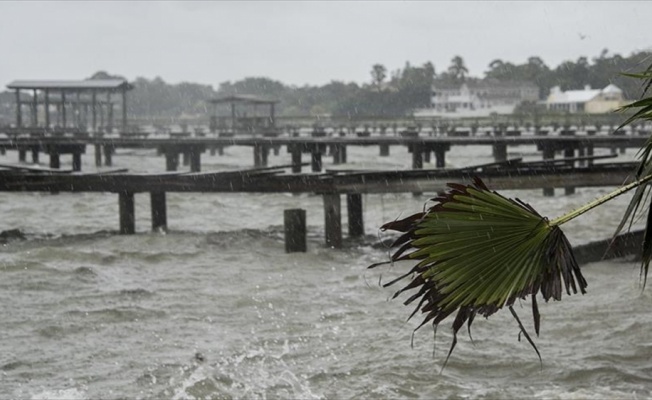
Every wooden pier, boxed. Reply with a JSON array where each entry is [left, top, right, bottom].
[[0, 158, 638, 249]]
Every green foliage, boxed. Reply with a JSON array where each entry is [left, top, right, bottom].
[[372, 178, 587, 369]]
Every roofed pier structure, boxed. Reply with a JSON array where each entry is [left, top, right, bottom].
[[207, 94, 279, 136], [6, 79, 134, 133]]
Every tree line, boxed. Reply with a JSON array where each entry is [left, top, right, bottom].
[[1, 49, 650, 124]]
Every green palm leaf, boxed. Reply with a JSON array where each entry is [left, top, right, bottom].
[[371, 175, 652, 370], [614, 62, 652, 287]]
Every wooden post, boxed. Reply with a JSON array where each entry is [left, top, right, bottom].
[[91, 91, 97, 132], [290, 145, 302, 173], [49, 152, 60, 169], [564, 147, 575, 195], [151, 192, 167, 232], [95, 144, 102, 167], [493, 143, 507, 162], [119, 192, 135, 234], [323, 193, 342, 248], [31, 147, 39, 164], [434, 145, 447, 168], [412, 143, 423, 169], [72, 153, 82, 171], [542, 145, 555, 196], [103, 145, 113, 167], [44, 89, 50, 129], [423, 148, 431, 164], [15, 89, 22, 128], [379, 144, 390, 156], [311, 150, 322, 172], [121, 87, 128, 132], [165, 151, 179, 171], [182, 151, 190, 166], [31, 89, 38, 127], [284, 209, 306, 253], [18, 149, 26, 162], [61, 91, 67, 128], [190, 148, 201, 172], [253, 144, 262, 167], [347, 193, 364, 238]]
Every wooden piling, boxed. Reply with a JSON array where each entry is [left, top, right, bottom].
[[542, 145, 555, 197], [434, 145, 448, 168], [290, 145, 302, 173], [165, 152, 179, 171], [311, 151, 322, 172], [150, 191, 167, 232], [323, 193, 342, 248], [379, 144, 390, 156], [49, 152, 60, 169], [119, 191, 135, 234], [493, 143, 508, 163], [347, 193, 364, 238], [411, 143, 423, 169], [72, 153, 82, 171], [284, 209, 306, 253], [94, 144, 102, 167], [564, 147, 576, 195], [31, 148, 39, 164], [190, 150, 201, 172], [103, 146, 113, 167], [18, 149, 26, 162]]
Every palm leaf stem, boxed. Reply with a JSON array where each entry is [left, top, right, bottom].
[[549, 173, 652, 227]]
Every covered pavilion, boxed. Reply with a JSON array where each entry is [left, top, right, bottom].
[[6, 79, 134, 132], [207, 94, 278, 134]]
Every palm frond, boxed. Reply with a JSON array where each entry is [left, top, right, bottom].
[[371, 177, 586, 370], [614, 63, 652, 288]]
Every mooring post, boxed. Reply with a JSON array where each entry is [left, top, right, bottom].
[[150, 192, 167, 232], [323, 193, 342, 248], [119, 191, 135, 234], [542, 145, 555, 197], [284, 208, 307, 253], [347, 193, 364, 238], [72, 153, 82, 172]]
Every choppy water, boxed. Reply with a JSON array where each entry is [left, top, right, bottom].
[[1, 137, 651, 399]]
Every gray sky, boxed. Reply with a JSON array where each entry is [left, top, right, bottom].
[[1, 1, 650, 89]]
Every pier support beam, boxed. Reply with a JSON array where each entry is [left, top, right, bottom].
[[165, 151, 179, 171], [95, 144, 102, 167], [347, 193, 364, 238], [290, 145, 302, 173], [103, 145, 113, 167], [31, 148, 39, 164], [311, 150, 322, 172], [150, 192, 167, 232], [379, 144, 390, 156], [119, 192, 135, 234], [411, 143, 423, 169], [284, 209, 306, 253], [18, 149, 26, 162], [49, 152, 60, 169], [323, 193, 342, 248], [434, 145, 448, 169], [72, 153, 82, 172], [253, 144, 268, 167], [493, 143, 508, 163], [564, 147, 576, 195]]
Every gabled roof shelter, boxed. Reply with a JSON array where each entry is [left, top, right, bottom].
[[6, 79, 134, 132], [207, 94, 279, 134]]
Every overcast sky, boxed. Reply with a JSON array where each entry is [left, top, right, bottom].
[[1, 1, 651, 89]]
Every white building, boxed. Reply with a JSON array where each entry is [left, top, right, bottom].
[[415, 79, 539, 118], [546, 84, 627, 114]]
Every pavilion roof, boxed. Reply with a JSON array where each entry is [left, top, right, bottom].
[[6, 79, 133, 91], [207, 94, 279, 105]]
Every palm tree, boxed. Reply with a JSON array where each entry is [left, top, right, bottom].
[[448, 55, 469, 82], [371, 64, 652, 370]]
